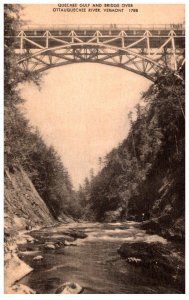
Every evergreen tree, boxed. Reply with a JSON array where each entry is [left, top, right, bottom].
[[4, 5, 77, 219]]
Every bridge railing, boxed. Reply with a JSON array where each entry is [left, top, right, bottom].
[[19, 23, 185, 32]]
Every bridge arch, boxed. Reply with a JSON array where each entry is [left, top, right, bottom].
[[18, 42, 168, 81]]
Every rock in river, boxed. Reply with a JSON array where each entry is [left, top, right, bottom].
[[33, 255, 43, 261], [67, 230, 87, 239], [26, 236, 35, 243], [56, 282, 83, 294], [44, 243, 56, 250], [64, 240, 77, 246], [12, 284, 36, 294], [118, 242, 168, 262], [118, 242, 176, 275]]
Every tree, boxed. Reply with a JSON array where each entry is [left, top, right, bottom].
[[4, 5, 77, 220], [85, 71, 185, 222]]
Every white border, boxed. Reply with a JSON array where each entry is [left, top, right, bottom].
[[0, 0, 188, 299]]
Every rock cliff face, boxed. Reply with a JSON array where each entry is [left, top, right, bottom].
[[4, 165, 54, 232], [4, 165, 55, 293], [141, 169, 185, 241]]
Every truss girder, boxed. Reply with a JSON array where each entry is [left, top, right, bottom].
[[7, 28, 185, 81]]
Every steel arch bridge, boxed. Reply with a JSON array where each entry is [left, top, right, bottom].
[[6, 24, 185, 81]]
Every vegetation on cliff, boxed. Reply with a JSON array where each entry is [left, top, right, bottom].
[[83, 70, 185, 239], [4, 4, 78, 219]]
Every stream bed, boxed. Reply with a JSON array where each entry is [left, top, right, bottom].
[[17, 222, 185, 294]]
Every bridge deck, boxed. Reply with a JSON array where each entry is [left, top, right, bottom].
[[5, 23, 185, 36], [18, 23, 185, 31], [5, 25, 185, 50]]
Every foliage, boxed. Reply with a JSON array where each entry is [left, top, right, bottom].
[[85, 71, 185, 221], [4, 5, 78, 219]]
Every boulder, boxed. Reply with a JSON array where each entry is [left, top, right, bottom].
[[55, 282, 83, 294], [118, 242, 168, 261], [44, 243, 56, 250], [33, 255, 43, 261], [67, 230, 87, 239], [18, 244, 36, 252], [104, 207, 123, 223], [26, 236, 35, 243], [11, 284, 36, 294], [55, 241, 65, 247], [118, 242, 154, 262], [118, 242, 175, 276], [64, 240, 77, 246], [141, 219, 161, 233], [4, 254, 33, 290]]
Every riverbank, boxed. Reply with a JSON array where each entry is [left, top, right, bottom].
[[4, 223, 88, 294], [4, 230, 36, 293]]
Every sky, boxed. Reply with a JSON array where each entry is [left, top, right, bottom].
[[20, 4, 185, 188]]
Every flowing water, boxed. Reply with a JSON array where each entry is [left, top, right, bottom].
[[18, 222, 184, 294]]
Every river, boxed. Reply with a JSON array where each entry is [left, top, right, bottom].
[[17, 222, 185, 294]]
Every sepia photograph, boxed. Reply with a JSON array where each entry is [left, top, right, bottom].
[[4, 2, 185, 294]]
